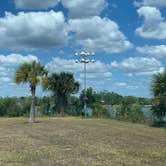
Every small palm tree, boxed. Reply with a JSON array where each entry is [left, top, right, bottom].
[[42, 72, 79, 115], [15, 61, 47, 123]]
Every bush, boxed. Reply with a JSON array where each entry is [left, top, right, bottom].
[[126, 109, 145, 123], [116, 104, 145, 123], [92, 103, 109, 118]]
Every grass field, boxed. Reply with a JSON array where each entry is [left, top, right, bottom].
[[0, 117, 165, 166]]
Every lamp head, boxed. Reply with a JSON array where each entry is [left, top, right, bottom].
[[91, 59, 95, 63], [75, 52, 78, 56], [75, 59, 79, 63], [81, 58, 85, 63]]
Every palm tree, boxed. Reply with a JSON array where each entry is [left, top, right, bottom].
[[42, 72, 79, 115], [15, 61, 47, 123]]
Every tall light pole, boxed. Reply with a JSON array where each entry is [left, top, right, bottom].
[[75, 50, 95, 118]]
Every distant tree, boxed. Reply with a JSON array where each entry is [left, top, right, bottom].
[[15, 61, 47, 123], [68, 96, 80, 115], [19, 97, 31, 116], [92, 103, 108, 118], [151, 69, 166, 123], [94, 91, 123, 105], [79, 87, 96, 108], [35, 96, 50, 115], [0, 99, 6, 116], [125, 104, 145, 123], [138, 97, 152, 105], [103, 92, 123, 105], [123, 96, 138, 105], [42, 72, 79, 115], [5, 98, 20, 117]]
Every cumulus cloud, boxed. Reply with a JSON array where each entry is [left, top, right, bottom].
[[114, 82, 139, 89], [69, 16, 132, 54], [0, 54, 38, 66], [135, 6, 166, 39], [134, 0, 166, 8], [0, 53, 46, 95], [0, 11, 68, 50], [0, 54, 38, 84], [0, 77, 11, 82], [15, 0, 59, 9], [111, 57, 164, 76], [80, 72, 112, 79], [62, 0, 107, 18], [46, 57, 82, 73], [14, 0, 107, 16], [46, 57, 112, 79], [0, 9, 132, 54], [136, 45, 166, 59]]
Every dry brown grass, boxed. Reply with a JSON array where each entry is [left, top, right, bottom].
[[0, 117, 166, 166]]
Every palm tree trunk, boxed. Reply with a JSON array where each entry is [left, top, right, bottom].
[[29, 86, 36, 123]]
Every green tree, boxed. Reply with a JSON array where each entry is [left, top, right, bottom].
[[92, 103, 108, 118], [42, 72, 79, 115], [79, 87, 96, 108], [15, 61, 46, 123], [124, 104, 145, 123], [138, 97, 152, 105], [68, 96, 80, 115], [103, 92, 123, 105], [151, 69, 166, 123], [93, 91, 123, 105]]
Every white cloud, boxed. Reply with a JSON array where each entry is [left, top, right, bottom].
[[15, 0, 59, 9], [115, 82, 127, 87], [0, 54, 38, 66], [62, 0, 107, 18], [69, 16, 132, 54], [0, 11, 68, 50], [0, 66, 13, 79], [0, 67, 6, 73], [136, 45, 166, 59], [80, 72, 112, 79], [134, 0, 166, 8], [46, 57, 112, 79], [0, 77, 11, 82], [0, 53, 47, 97], [114, 82, 139, 89], [46, 57, 82, 73], [0, 9, 132, 54], [15, 0, 107, 15], [111, 57, 164, 76], [135, 6, 166, 39], [0, 54, 39, 84]]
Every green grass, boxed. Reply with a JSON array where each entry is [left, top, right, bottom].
[[0, 117, 165, 166]]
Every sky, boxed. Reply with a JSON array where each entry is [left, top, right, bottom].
[[0, 0, 166, 98]]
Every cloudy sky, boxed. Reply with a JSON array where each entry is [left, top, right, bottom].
[[0, 0, 166, 97]]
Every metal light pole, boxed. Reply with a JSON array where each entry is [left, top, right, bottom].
[[75, 50, 95, 118]]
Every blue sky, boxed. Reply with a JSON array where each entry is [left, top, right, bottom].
[[0, 0, 166, 98]]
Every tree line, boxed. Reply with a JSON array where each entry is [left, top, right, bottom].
[[0, 61, 165, 127], [0, 89, 151, 117]]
